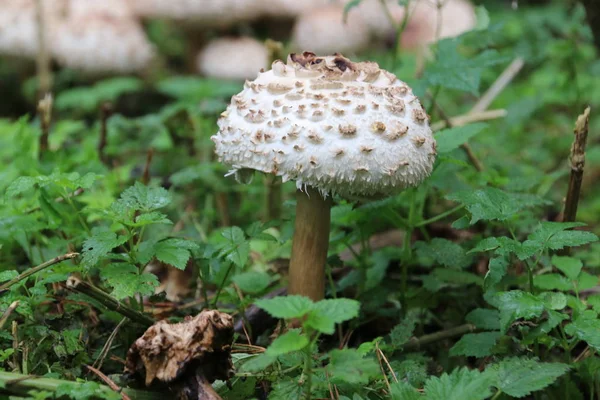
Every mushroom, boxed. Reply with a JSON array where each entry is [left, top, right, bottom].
[[291, 5, 371, 55], [124, 310, 234, 400], [196, 37, 269, 81], [211, 52, 436, 300], [0, 0, 58, 58], [52, 3, 155, 74], [345, 0, 476, 47], [261, 0, 331, 18]]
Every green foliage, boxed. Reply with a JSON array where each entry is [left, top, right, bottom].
[[424, 367, 493, 400], [490, 357, 570, 398]]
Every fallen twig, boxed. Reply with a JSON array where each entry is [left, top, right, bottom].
[[0, 253, 79, 291], [471, 58, 524, 114], [66, 276, 154, 327], [431, 109, 507, 131], [0, 302, 20, 330], [86, 365, 131, 400], [402, 323, 478, 352], [98, 102, 113, 165]]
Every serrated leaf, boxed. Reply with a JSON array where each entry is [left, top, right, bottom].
[[449, 332, 501, 358], [552, 255, 583, 280], [266, 330, 309, 356], [390, 381, 421, 400], [435, 123, 487, 154], [424, 39, 508, 94], [119, 182, 172, 212], [415, 238, 472, 269], [239, 353, 276, 373], [100, 264, 159, 300], [306, 298, 360, 334], [424, 367, 493, 400], [484, 256, 508, 289], [154, 238, 198, 270], [465, 308, 500, 330], [523, 222, 598, 253], [540, 292, 567, 310], [491, 357, 570, 398], [220, 227, 250, 267], [446, 187, 547, 225], [6, 176, 38, 197], [328, 349, 380, 385], [231, 271, 271, 294], [391, 311, 419, 348], [494, 290, 545, 333], [81, 229, 128, 269], [433, 268, 483, 286], [255, 295, 313, 319], [130, 212, 172, 227], [534, 274, 572, 291], [565, 317, 600, 352]]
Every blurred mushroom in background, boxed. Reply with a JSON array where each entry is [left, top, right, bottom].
[[196, 37, 269, 80], [52, 0, 155, 74], [0, 0, 59, 59], [291, 5, 370, 55]]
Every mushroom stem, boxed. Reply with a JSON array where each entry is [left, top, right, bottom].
[[289, 186, 332, 301]]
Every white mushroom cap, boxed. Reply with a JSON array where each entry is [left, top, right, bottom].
[[128, 0, 262, 26], [212, 52, 436, 198], [53, 15, 154, 73], [196, 37, 269, 81], [64, 0, 133, 19], [292, 5, 370, 55], [0, 0, 59, 58]]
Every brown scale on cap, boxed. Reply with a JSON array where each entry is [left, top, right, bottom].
[[412, 137, 426, 147], [412, 108, 429, 123], [307, 131, 324, 143], [332, 108, 345, 116], [267, 82, 293, 94], [338, 124, 357, 137], [361, 146, 374, 153], [355, 104, 367, 113], [371, 121, 386, 133]]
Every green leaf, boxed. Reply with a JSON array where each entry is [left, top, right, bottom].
[[435, 123, 488, 154], [100, 264, 159, 300], [154, 238, 198, 270], [231, 271, 271, 294], [540, 292, 567, 311], [328, 349, 380, 385], [446, 187, 547, 225], [565, 316, 600, 352], [239, 353, 276, 373], [523, 222, 598, 253], [255, 295, 313, 319], [534, 274, 572, 291], [81, 229, 128, 269], [6, 176, 38, 197], [552, 255, 583, 280], [266, 330, 309, 356], [390, 311, 419, 348], [424, 367, 493, 400], [118, 182, 172, 212], [306, 298, 360, 334], [219, 227, 250, 267], [465, 308, 500, 330], [390, 381, 422, 400], [129, 211, 172, 227], [449, 332, 501, 358], [424, 39, 508, 94], [474, 5, 490, 30], [490, 357, 570, 398], [484, 256, 508, 289], [494, 290, 545, 333], [415, 238, 472, 269]]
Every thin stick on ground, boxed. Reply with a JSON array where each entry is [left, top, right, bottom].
[[37, 94, 52, 157], [375, 343, 392, 392], [0, 302, 20, 330], [66, 276, 154, 327], [402, 323, 477, 351], [0, 253, 79, 291], [471, 58, 524, 114], [430, 109, 507, 131], [86, 365, 131, 400], [563, 107, 591, 223], [92, 318, 128, 371], [376, 342, 398, 383], [141, 148, 155, 185]]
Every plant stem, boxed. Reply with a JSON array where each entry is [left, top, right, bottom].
[[0, 253, 79, 291], [562, 107, 591, 224], [303, 346, 313, 400], [289, 186, 332, 301], [66, 276, 154, 327], [430, 109, 507, 131], [34, 0, 51, 96], [213, 262, 235, 308], [401, 190, 416, 312]]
